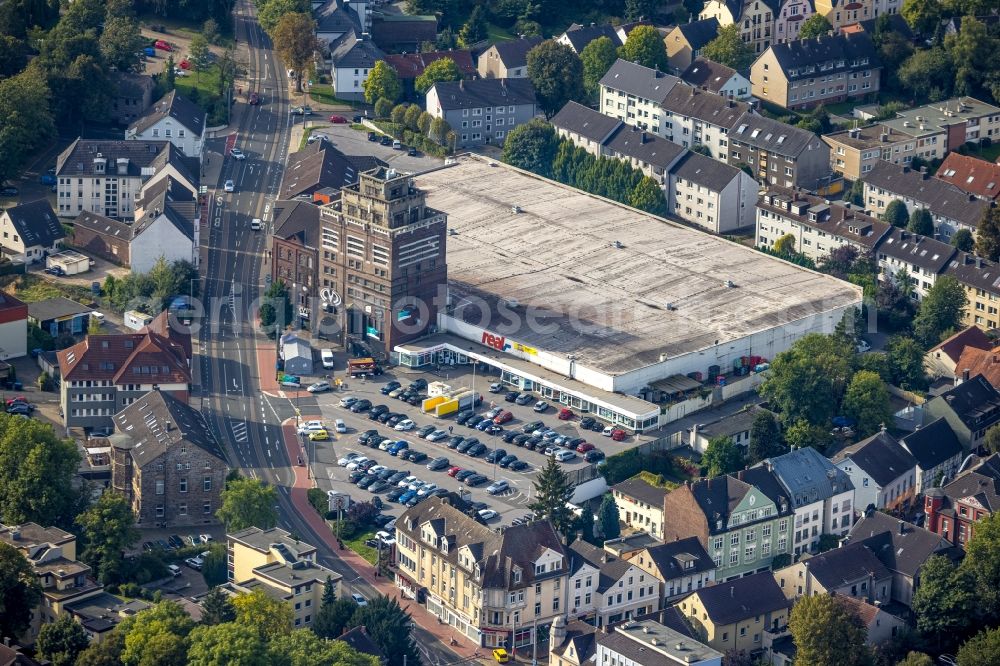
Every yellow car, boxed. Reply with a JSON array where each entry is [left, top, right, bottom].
[[308, 429, 329, 441], [492, 648, 509, 663]]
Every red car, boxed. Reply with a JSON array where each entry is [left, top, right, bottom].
[[154, 40, 172, 51], [328, 115, 348, 123], [558, 407, 574, 420], [6, 396, 26, 406], [493, 410, 513, 425], [447, 466, 463, 477], [611, 429, 627, 442], [178, 59, 191, 70], [576, 442, 595, 453]]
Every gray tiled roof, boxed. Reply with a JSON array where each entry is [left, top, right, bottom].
[[681, 58, 739, 94], [675, 18, 721, 50], [900, 418, 963, 471], [642, 536, 715, 580], [937, 453, 1000, 513], [56, 138, 170, 177], [134, 176, 197, 241], [693, 571, 788, 624], [599, 59, 681, 104], [864, 161, 989, 228], [605, 124, 687, 170], [280, 142, 386, 199], [803, 541, 891, 589], [430, 77, 536, 111], [489, 37, 544, 69], [113, 389, 226, 467], [875, 227, 956, 274], [128, 89, 205, 140], [551, 101, 623, 144], [567, 539, 634, 593], [832, 431, 918, 488], [3, 199, 64, 249], [729, 113, 821, 157], [561, 23, 622, 52], [944, 252, 1000, 298], [330, 31, 384, 69], [613, 475, 668, 507], [758, 187, 890, 252], [670, 151, 741, 192], [27, 297, 92, 323], [846, 511, 956, 578], [768, 32, 881, 80], [764, 446, 855, 508], [272, 200, 321, 248], [662, 85, 748, 129], [314, 0, 361, 34], [932, 374, 1000, 433]]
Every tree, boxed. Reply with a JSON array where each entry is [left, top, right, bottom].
[[528, 455, 575, 536], [945, 16, 996, 98], [843, 370, 893, 437], [912, 555, 975, 651], [216, 478, 278, 531], [908, 208, 934, 236], [958, 627, 1000, 666], [202, 545, 227, 587], [99, 15, 145, 72], [976, 208, 1000, 262], [885, 335, 926, 391], [120, 601, 195, 666], [629, 176, 668, 216], [260, 280, 292, 334], [257, 0, 310, 34], [404, 104, 422, 131], [313, 597, 359, 640], [748, 411, 785, 464], [0, 35, 29, 78], [701, 24, 755, 71], [624, 0, 658, 21], [269, 630, 379, 666], [0, 66, 56, 186], [458, 5, 487, 47], [233, 590, 292, 641], [349, 595, 420, 666], [272, 13, 319, 94], [76, 628, 125, 666], [759, 334, 854, 427], [618, 25, 669, 71], [0, 542, 41, 644], [76, 491, 140, 584], [374, 97, 393, 118], [913, 276, 968, 347], [703, 436, 745, 477], [187, 623, 266, 666], [502, 118, 559, 178], [952, 228, 974, 252], [773, 232, 797, 256], [576, 503, 598, 544], [363, 60, 401, 105], [164, 54, 177, 91], [37, 614, 90, 666], [898, 48, 953, 101], [580, 36, 618, 101], [429, 117, 452, 146], [202, 18, 219, 44], [200, 587, 236, 626], [799, 14, 834, 39], [961, 512, 1000, 621], [901, 0, 941, 34], [789, 594, 871, 666], [417, 110, 433, 134], [390, 103, 409, 125], [897, 653, 935, 666], [527, 40, 584, 117], [598, 493, 621, 540], [882, 200, 909, 227], [415, 56, 462, 94], [186, 35, 210, 81]]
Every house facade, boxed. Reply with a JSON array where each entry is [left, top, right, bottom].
[[833, 430, 918, 511], [329, 31, 383, 101], [476, 37, 542, 79], [270, 200, 321, 310], [814, 0, 874, 29], [773, 0, 814, 43], [664, 19, 721, 73], [680, 58, 752, 100], [566, 540, 658, 627], [899, 418, 965, 492], [773, 541, 892, 601], [599, 59, 681, 136], [925, 453, 1000, 548], [823, 124, 942, 181], [426, 78, 539, 148], [612, 476, 667, 537], [626, 536, 717, 604], [125, 90, 206, 159], [0, 199, 65, 264], [936, 152, 1000, 202], [727, 114, 833, 189], [924, 374, 1000, 449], [700, 0, 780, 54]]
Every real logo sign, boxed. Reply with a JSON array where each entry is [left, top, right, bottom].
[[481, 331, 511, 352]]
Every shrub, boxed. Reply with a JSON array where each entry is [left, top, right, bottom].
[[374, 97, 393, 118], [307, 488, 327, 515]]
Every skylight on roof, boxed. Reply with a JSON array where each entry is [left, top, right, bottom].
[[943, 169, 956, 177], [777, 135, 786, 144], [751, 129, 761, 138], [737, 124, 748, 134], [968, 176, 975, 183]]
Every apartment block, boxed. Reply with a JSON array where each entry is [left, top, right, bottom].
[[566, 539, 658, 627], [599, 59, 681, 136], [881, 97, 1000, 152], [823, 123, 944, 181], [727, 114, 833, 189], [700, 0, 779, 54]]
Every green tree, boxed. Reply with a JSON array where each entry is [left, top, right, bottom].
[[417, 110, 433, 134], [0, 65, 56, 186], [349, 596, 420, 666], [773, 232, 797, 255], [188, 36, 210, 81], [202, 544, 227, 588], [200, 587, 236, 626], [76, 492, 140, 584], [312, 596, 359, 640], [576, 503, 598, 544], [580, 36, 618, 101], [799, 14, 834, 39], [701, 24, 755, 71], [216, 478, 278, 531], [976, 208, 1000, 262], [527, 40, 585, 117], [502, 118, 559, 178], [233, 590, 292, 641], [260, 280, 292, 334], [747, 411, 785, 464], [76, 628, 124, 666], [759, 334, 854, 427], [404, 104, 422, 131], [843, 370, 893, 437], [374, 97, 393, 118], [618, 24, 669, 71], [187, 622, 266, 666], [272, 13, 319, 94], [390, 103, 408, 124], [882, 200, 909, 227], [257, 0, 310, 34], [983, 425, 1000, 455], [898, 48, 953, 101], [703, 436, 745, 477], [164, 54, 177, 91], [625, 0, 658, 21], [944, 16, 996, 98], [598, 493, 621, 540], [957, 627, 1000, 666], [912, 555, 975, 651], [961, 512, 1000, 621], [269, 630, 380, 666], [430, 118, 452, 147], [629, 176, 668, 216], [901, 0, 941, 34], [913, 276, 968, 347], [897, 653, 934, 666], [789, 594, 871, 666], [120, 601, 195, 666], [415, 56, 462, 94], [0, 35, 29, 78], [202, 18, 220, 44], [885, 335, 926, 391], [363, 60, 402, 105], [528, 455, 575, 536], [458, 5, 487, 47], [908, 208, 934, 235], [952, 228, 974, 252], [0, 542, 41, 643], [99, 15, 145, 72], [37, 613, 91, 666]]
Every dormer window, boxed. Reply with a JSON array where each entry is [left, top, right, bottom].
[[440, 538, 449, 554], [513, 567, 521, 583], [535, 564, 545, 575]]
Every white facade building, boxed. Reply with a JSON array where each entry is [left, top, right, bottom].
[[125, 90, 206, 160]]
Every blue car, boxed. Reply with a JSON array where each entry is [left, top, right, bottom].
[[475, 419, 493, 432], [398, 490, 417, 504], [389, 440, 410, 456]]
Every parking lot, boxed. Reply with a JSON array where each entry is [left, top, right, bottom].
[[300, 122, 443, 173], [297, 366, 629, 527]]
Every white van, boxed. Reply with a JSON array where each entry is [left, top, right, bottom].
[[321, 348, 335, 369], [90, 311, 105, 325], [167, 564, 182, 577], [392, 139, 401, 150], [250, 218, 262, 230]]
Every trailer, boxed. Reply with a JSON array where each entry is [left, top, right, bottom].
[[435, 398, 459, 417], [124, 310, 154, 331]]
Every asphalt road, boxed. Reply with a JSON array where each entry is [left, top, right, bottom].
[[197, 3, 462, 663]]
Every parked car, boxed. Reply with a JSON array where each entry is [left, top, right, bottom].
[[379, 135, 392, 146], [576, 442, 595, 453], [485, 448, 507, 463], [350, 399, 372, 412], [308, 429, 329, 441], [521, 421, 543, 433], [223, 180, 235, 192], [447, 466, 463, 477], [351, 593, 368, 606], [367, 132, 378, 141], [329, 115, 348, 123], [580, 416, 596, 429], [486, 480, 509, 495], [533, 401, 549, 413], [466, 415, 485, 429], [0, 186, 19, 197], [338, 452, 360, 466], [386, 488, 405, 502], [427, 429, 449, 442], [554, 449, 577, 462], [504, 391, 520, 402], [499, 454, 518, 468], [515, 393, 533, 406], [308, 381, 331, 393], [510, 460, 530, 471], [427, 456, 450, 471], [455, 469, 475, 482], [395, 419, 416, 431], [489, 382, 504, 393], [478, 509, 498, 521], [611, 429, 627, 441], [493, 410, 513, 424], [339, 396, 359, 408], [465, 473, 488, 487], [467, 443, 487, 457], [558, 407, 574, 420], [381, 381, 401, 395], [585, 449, 605, 463]]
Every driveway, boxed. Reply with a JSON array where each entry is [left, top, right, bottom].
[[301, 122, 444, 173]]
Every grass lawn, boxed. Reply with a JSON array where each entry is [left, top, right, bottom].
[[7, 274, 95, 304], [972, 142, 1000, 163], [175, 65, 223, 100], [308, 84, 362, 107], [138, 12, 235, 48], [487, 22, 516, 42], [343, 529, 378, 565]]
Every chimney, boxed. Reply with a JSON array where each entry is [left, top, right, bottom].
[[10, 530, 20, 541], [459, 79, 464, 91], [640, 131, 647, 144], [164, 420, 172, 431], [963, 369, 971, 382], [920, 166, 928, 179], [903, 166, 910, 173], [897, 520, 905, 535]]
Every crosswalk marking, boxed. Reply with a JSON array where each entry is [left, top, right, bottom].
[[230, 420, 249, 443]]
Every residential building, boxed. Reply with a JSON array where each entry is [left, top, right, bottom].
[[755, 186, 890, 262], [875, 227, 956, 300], [317, 166, 447, 360], [552, 100, 638, 157], [727, 113, 833, 189], [55, 139, 198, 219], [881, 97, 1000, 152], [700, 0, 780, 54], [110, 72, 155, 126], [57, 310, 192, 431], [944, 253, 1000, 331], [370, 12, 437, 53], [925, 326, 992, 380], [943, 14, 1000, 37], [814, 0, 875, 29], [596, 618, 723, 666], [689, 408, 759, 453], [835, 595, 908, 646], [280, 141, 386, 200], [750, 32, 881, 111], [954, 344, 1000, 389], [659, 85, 750, 160], [773, 541, 892, 601], [925, 453, 1000, 547], [0, 292, 27, 360], [549, 618, 599, 666], [679, 58, 752, 100], [271, 200, 321, 313], [599, 59, 682, 136], [556, 22, 623, 54], [225, 526, 339, 629], [27, 297, 94, 337], [924, 374, 1000, 449], [832, 429, 918, 511], [64, 594, 151, 643], [338, 626, 386, 663], [394, 495, 569, 649], [0, 199, 64, 264], [566, 539, 658, 627], [675, 572, 789, 653], [329, 31, 383, 102], [476, 37, 543, 79], [0, 642, 46, 665], [662, 473, 793, 581], [125, 90, 206, 159], [863, 162, 989, 242], [612, 476, 668, 537], [382, 50, 476, 99], [110, 388, 226, 527], [937, 152, 1000, 202], [773, 0, 814, 43], [845, 510, 957, 606], [822, 123, 942, 181], [664, 18, 721, 73], [314, 0, 361, 45], [626, 536, 717, 604], [899, 418, 965, 492], [425, 78, 539, 148], [761, 446, 856, 556]]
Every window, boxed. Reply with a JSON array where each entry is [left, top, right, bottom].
[[155, 480, 164, 495], [204, 476, 212, 491]]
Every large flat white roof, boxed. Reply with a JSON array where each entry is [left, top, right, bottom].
[[413, 155, 860, 377]]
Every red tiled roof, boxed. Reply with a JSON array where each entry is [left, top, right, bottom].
[[929, 325, 992, 365], [936, 152, 1000, 201], [955, 345, 1000, 389], [382, 50, 476, 80]]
